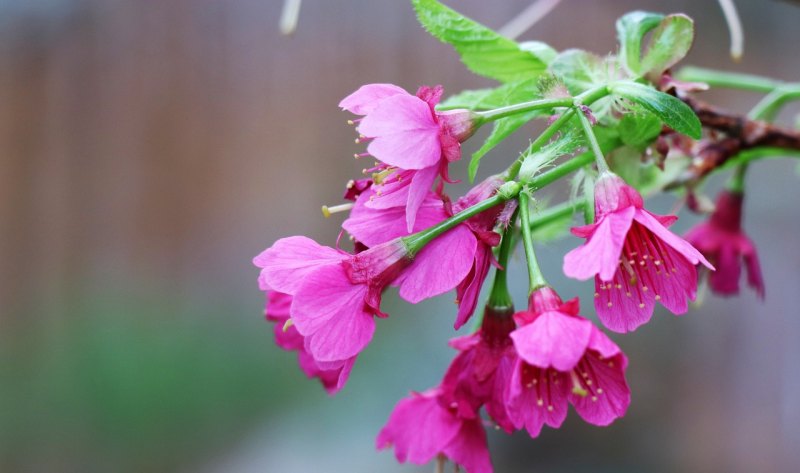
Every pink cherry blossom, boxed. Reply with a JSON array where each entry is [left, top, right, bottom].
[[264, 291, 354, 394], [684, 189, 764, 298], [507, 287, 631, 438], [254, 236, 410, 363], [563, 172, 714, 333], [340, 84, 479, 230], [376, 389, 493, 473]]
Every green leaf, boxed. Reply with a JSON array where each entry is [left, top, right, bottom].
[[550, 49, 610, 95], [412, 0, 549, 83], [616, 11, 664, 76], [468, 111, 540, 182], [610, 81, 701, 139], [639, 14, 694, 77], [439, 79, 540, 110], [618, 110, 663, 148]]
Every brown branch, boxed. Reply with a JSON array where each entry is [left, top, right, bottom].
[[668, 96, 800, 186]]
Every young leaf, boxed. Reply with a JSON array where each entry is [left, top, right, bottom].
[[639, 14, 694, 78], [412, 0, 549, 83], [610, 81, 701, 139], [468, 111, 541, 182], [550, 49, 611, 95], [616, 11, 664, 76]]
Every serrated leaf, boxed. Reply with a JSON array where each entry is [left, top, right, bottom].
[[439, 79, 540, 110], [412, 0, 549, 83], [616, 11, 664, 76], [610, 81, 701, 139], [640, 14, 694, 78], [468, 111, 540, 182], [618, 111, 662, 148], [550, 49, 610, 94], [519, 41, 558, 64]]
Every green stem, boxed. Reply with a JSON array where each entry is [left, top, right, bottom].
[[477, 97, 573, 122], [505, 109, 577, 180], [719, 147, 800, 170], [676, 66, 783, 92], [517, 191, 548, 293], [576, 107, 609, 172], [403, 183, 522, 254], [487, 212, 518, 309], [728, 162, 748, 193], [748, 86, 800, 122], [528, 200, 584, 232], [525, 151, 594, 190]]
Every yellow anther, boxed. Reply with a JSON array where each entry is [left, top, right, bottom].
[[282, 319, 294, 332]]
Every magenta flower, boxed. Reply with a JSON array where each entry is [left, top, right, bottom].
[[264, 291, 354, 395], [440, 307, 517, 434], [684, 190, 764, 298], [376, 389, 493, 473], [506, 287, 631, 438], [563, 172, 714, 333], [340, 83, 479, 230], [254, 236, 411, 364], [342, 190, 477, 305]]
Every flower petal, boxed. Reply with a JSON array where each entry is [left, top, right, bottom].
[[339, 83, 408, 115], [359, 94, 442, 170], [569, 351, 630, 426], [443, 419, 493, 473], [253, 236, 346, 295], [395, 225, 477, 303], [634, 209, 713, 269], [564, 207, 636, 281], [511, 311, 593, 371]]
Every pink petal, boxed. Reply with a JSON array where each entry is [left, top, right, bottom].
[[254, 236, 346, 295], [511, 311, 593, 371], [343, 192, 445, 247], [291, 264, 374, 362], [338, 83, 408, 115], [563, 207, 636, 281], [359, 94, 442, 170], [405, 165, 439, 231], [742, 242, 765, 299], [634, 209, 713, 270], [506, 359, 569, 438], [569, 351, 630, 426], [454, 244, 493, 330], [376, 392, 461, 465], [395, 225, 477, 303], [594, 274, 655, 333], [708, 242, 742, 295], [443, 419, 493, 473]]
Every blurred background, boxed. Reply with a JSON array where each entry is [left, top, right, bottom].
[[1, 0, 799, 472]]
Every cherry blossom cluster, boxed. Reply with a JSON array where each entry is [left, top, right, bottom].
[[252, 76, 766, 471]]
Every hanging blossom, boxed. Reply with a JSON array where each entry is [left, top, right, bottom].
[[264, 291, 354, 394], [563, 172, 714, 333], [376, 388, 493, 473], [377, 304, 518, 473], [506, 287, 631, 437], [340, 83, 480, 231], [684, 189, 764, 298]]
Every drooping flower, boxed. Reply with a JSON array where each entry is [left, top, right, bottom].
[[376, 388, 493, 473], [264, 291, 354, 395], [440, 305, 517, 434], [340, 83, 480, 230], [254, 236, 411, 364], [506, 287, 631, 438], [563, 171, 714, 333], [684, 189, 764, 298]]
